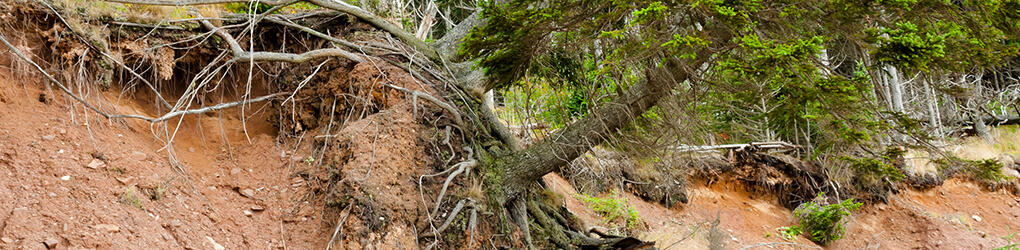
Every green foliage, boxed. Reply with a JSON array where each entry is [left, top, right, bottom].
[[967, 158, 1011, 183], [777, 226, 803, 241], [996, 231, 1020, 250], [576, 191, 641, 229], [870, 21, 952, 70], [464, 0, 1020, 164], [792, 193, 862, 245], [842, 147, 907, 191]]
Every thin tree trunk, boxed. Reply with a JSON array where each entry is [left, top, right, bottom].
[[501, 65, 691, 190]]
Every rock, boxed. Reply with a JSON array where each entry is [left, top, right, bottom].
[[973, 215, 983, 222], [43, 237, 59, 249], [116, 177, 134, 184], [1, 237, 13, 243], [1003, 167, 1020, 179], [230, 168, 242, 175], [129, 151, 147, 162], [251, 205, 265, 212], [90, 152, 106, 161], [60, 175, 70, 181], [58, 128, 66, 135], [86, 159, 105, 169], [41, 135, 55, 141], [240, 188, 256, 198], [243, 210, 253, 217], [170, 219, 182, 228], [94, 224, 120, 233], [206, 236, 226, 250]]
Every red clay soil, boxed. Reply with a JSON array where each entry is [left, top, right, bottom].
[[546, 173, 1020, 249], [0, 59, 328, 249]]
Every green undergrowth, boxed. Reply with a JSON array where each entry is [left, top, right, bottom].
[[576, 190, 641, 230], [784, 193, 862, 245]]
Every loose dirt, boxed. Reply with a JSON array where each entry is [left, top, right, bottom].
[[547, 171, 1020, 249]]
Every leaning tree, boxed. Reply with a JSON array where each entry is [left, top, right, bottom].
[[6, 0, 1020, 248]]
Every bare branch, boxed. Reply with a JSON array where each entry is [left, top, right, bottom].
[[150, 92, 287, 123], [198, 18, 366, 63], [102, 0, 440, 61]]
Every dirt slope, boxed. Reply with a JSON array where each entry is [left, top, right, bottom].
[[547, 173, 1020, 249], [0, 60, 329, 249]]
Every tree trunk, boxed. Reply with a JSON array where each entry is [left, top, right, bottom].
[[499, 66, 689, 192]]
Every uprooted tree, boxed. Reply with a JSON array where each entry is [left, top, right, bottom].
[[3, 0, 1020, 248]]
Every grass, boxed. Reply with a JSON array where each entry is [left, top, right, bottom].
[[576, 190, 641, 229], [120, 187, 145, 210]]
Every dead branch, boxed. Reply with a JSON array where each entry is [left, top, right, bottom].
[[673, 141, 800, 153], [150, 93, 286, 123], [197, 18, 366, 63], [104, 0, 439, 61], [262, 16, 368, 52]]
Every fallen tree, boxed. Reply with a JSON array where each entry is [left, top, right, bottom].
[[8, 0, 1020, 248]]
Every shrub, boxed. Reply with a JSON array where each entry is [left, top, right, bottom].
[[791, 193, 862, 245], [968, 158, 1010, 183]]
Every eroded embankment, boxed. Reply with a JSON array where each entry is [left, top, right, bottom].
[[544, 150, 1020, 249]]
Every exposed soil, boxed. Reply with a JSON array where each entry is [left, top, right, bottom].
[[0, 30, 446, 249], [0, 61, 328, 249], [548, 172, 1020, 249]]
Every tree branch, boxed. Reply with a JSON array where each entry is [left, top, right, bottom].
[[103, 0, 439, 61], [198, 18, 366, 63]]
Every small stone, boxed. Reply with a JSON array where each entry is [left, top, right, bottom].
[[116, 177, 134, 184], [48, 192, 56, 197], [243, 210, 253, 217], [87, 159, 105, 169], [973, 215, 982, 222], [60, 175, 70, 181], [170, 219, 182, 228], [188, 147, 195, 153], [94, 224, 120, 233], [251, 205, 265, 212], [240, 188, 256, 198], [230, 168, 242, 175], [43, 237, 59, 249], [2, 237, 14, 243], [42, 135, 55, 141], [58, 128, 67, 135], [206, 236, 226, 250], [129, 151, 147, 162]]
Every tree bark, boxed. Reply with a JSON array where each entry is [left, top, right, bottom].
[[500, 65, 691, 191]]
